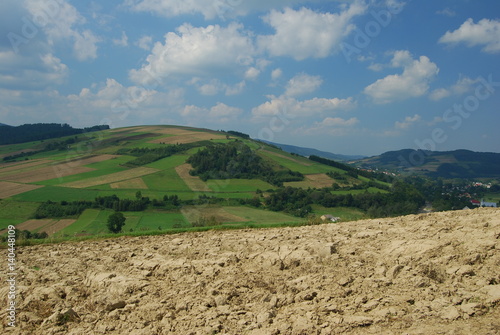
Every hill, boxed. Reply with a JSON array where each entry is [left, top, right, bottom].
[[356, 149, 500, 179], [0, 123, 11, 127], [0, 124, 423, 240], [3, 207, 499, 334], [261, 140, 365, 161]]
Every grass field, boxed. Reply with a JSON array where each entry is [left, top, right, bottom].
[[206, 178, 274, 193], [61, 167, 160, 188], [257, 150, 345, 174], [224, 206, 304, 224], [0, 200, 40, 229]]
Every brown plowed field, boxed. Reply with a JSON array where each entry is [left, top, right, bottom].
[[0, 181, 44, 198], [2, 208, 499, 334]]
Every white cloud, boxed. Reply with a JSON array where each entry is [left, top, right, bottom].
[[319, 117, 359, 127], [191, 79, 246, 96], [436, 8, 456, 17], [129, 23, 256, 85], [113, 31, 129, 47], [439, 18, 500, 53], [258, 3, 366, 60], [285, 73, 323, 97], [245, 67, 260, 80], [123, 0, 325, 20], [271, 68, 283, 81], [395, 114, 421, 129], [182, 102, 243, 124], [364, 51, 439, 104], [429, 76, 480, 101], [136, 35, 153, 50], [25, 0, 101, 61], [252, 95, 355, 119], [0, 51, 68, 90]]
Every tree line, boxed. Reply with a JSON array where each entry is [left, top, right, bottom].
[[0, 123, 109, 145]]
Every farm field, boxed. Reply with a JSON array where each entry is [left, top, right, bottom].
[[0, 125, 408, 242]]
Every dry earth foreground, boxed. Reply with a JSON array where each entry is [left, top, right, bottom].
[[2, 208, 500, 335]]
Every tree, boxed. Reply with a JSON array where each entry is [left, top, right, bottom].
[[107, 212, 126, 233]]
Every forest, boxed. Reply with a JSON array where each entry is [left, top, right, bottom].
[[187, 141, 304, 186], [0, 123, 109, 145]]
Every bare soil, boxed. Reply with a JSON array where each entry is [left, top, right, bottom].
[[175, 163, 211, 192], [0, 181, 44, 198], [1, 207, 499, 334]]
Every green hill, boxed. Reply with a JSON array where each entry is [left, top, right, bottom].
[[356, 149, 500, 179], [0, 125, 422, 241]]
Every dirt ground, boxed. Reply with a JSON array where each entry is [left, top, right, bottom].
[[1, 207, 499, 334]]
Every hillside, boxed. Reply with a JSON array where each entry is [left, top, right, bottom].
[[1, 125, 401, 240], [261, 140, 365, 161], [356, 149, 500, 178], [1, 207, 499, 334]]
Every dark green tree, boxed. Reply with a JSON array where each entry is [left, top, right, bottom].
[[107, 212, 126, 233]]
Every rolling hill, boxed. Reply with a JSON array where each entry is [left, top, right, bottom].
[[260, 140, 365, 161], [0, 125, 397, 239], [356, 149, 500, 179]]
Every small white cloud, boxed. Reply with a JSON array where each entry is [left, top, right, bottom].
[[245, 67, 260, 80], [368, 63, 383, 72], [319, 117, 359, 127], [136, 35, 153, 50], [436, 8, 456, 17], [429, 76, 480, 101], [252, 95, 355, 119], [192, 79, 246, 96], [113, 31, 129, 47], [364, 51, 439, 104], [395, 114, 421, 129], [271, 68, 283, 81], [181, 102, 243, 124], [429, 88, 451, 101], [285, 73, 323, 97], [439, 18, 500, 53]]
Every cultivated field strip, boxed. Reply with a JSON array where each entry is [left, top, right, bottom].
[[175, 163, 211, 192], [110, 177, 149, 189], [259, 149, 313, 166], [150, 132, 227, 144], [0, 181, 44, 198], [0, 159, 52, 174], [61, 167, 160, 188], [0, 155, 120, 183], [285, 173, 335, 188]]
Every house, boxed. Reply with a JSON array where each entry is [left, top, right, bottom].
[[470, 199, 481, 206], [321, 215, 340, 223], [481, 199, 498, 208]]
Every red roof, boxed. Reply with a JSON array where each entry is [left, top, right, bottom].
[[471, 200, 480, 204]]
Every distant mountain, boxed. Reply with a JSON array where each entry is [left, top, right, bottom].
[[261, 140, 365, 161], [0, 123, 12, 127], [355, 149, 500, 178]]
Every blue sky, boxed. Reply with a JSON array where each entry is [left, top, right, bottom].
[[0, 0, 499, 156]]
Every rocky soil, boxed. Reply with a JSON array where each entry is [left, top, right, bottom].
[[1, 207, 500, 334]]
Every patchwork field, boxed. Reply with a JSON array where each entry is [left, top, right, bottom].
[[0, 181, 44, 198], [175, 163, 210, 192], [284, 173, 335, 188], [110, 178, 148, 189], [61, 167, 160, 188]]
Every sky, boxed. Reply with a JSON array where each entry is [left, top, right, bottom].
[[0, 0, 499, 156]]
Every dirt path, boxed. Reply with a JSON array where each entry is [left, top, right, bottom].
[[1, 208, 499, 334]]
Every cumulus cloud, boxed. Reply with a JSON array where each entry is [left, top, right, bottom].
[[439, 18, 500, 53], [364, 51, 439, 104], [123, 0, 324, 20], [0, 51, 68, 90], [395, 114, 421, 129], [271, 68, 283, 81], [284, 73, 323, 97], [258, 3, 366, 60], [129, 23, 255, 85], [252, 95, 355, 119], [429, 76, 480, 101], [25, 0, 101, 61], [318, 117, 359, 127], [191, 79, 246, 96], [136, 35, 153, 50], [182, 102, 243, 124]]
